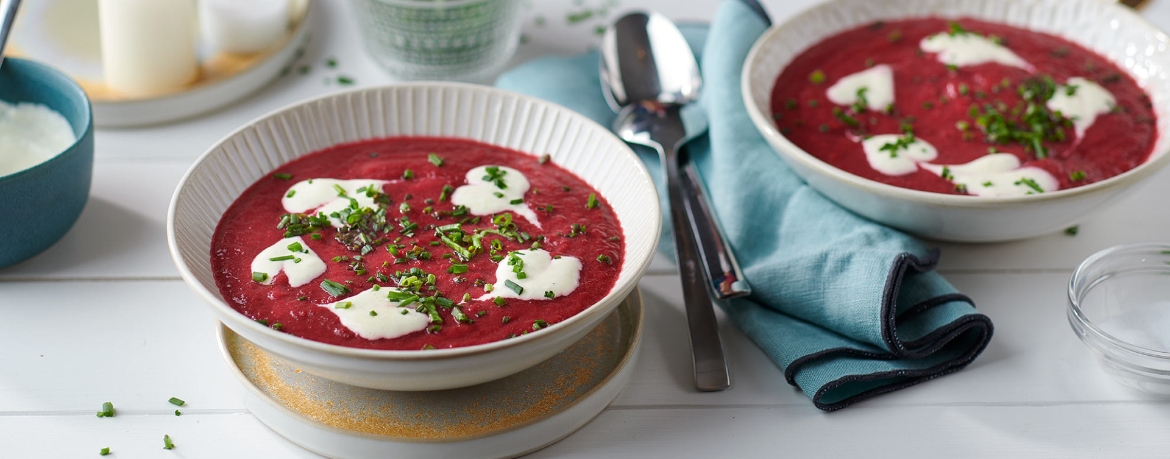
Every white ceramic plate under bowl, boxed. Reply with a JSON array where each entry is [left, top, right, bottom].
[[9, 0, 312, 128], [168, 82, 661, 391], [218, 290, 643, 459], [743, 0, 1170, 242]]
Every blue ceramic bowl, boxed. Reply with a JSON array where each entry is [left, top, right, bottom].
[[0, 58, 94, 269]]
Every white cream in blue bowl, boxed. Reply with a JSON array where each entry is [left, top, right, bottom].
[[0, 57, 94, 269]]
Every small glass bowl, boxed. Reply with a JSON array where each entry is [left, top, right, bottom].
[[1068, 242, 1170, 395], [348, 0, 523, 82]]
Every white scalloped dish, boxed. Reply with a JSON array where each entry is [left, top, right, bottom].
[[168, 83, 661, 390], [743, 0, 1170, 242]]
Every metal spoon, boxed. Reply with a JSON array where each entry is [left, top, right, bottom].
[[601, 12, 730, 392], [0, 0, 22, 68], [601, 13, 749, 301]]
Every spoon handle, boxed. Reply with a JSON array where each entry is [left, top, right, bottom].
[[663, 134, 731, 392], [681, 162, 751, 299], [0, 0, 22, 63]]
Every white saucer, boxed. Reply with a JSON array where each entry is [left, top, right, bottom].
[[9, 0, 313, 127]]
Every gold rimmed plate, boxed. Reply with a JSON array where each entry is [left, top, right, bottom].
[[216, 289, 644, 458]]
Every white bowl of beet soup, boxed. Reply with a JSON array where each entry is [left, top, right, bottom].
[[744, 0, 1170, 242], [168, 83, 661, 390]]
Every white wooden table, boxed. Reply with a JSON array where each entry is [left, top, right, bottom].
[[5, 0, 1170, 456]]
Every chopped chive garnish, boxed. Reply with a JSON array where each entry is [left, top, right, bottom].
[[609, 237, 620, 242], [100, 447, 110, 455], [174, 410, 181, 416], [439, 184, 454, 202], [287, 242, 304, 252], [476, 310, 486, 317], [1070, 170, 1087, 181], [332, 184, 347, 196], [493, 297, 506, 307], [369, 310, 378, 316], [586, 193, 598, 209], [337, 75, 355, 85], [533, 320, 548, 330], [268, 255, 295, 261], [504, 279, 524, 295], [1015, 177, 1044, 193], [502, 316, 511, 323], [96, 401, 115, 418], [1064, 225, 1079, 236], [452, 306, 472, 323], [544, 291, 555, 299], [255, 319, 269, 326], [334, 301, 352, 309], [809, 69, 826, 84], [251, 272, 268, 283], [311, 233, 322, 240], [403, 169, 414, 180], [272, 323, 283, 331], [510, 198, 523, 205], [286, 190, 296, 198], [562, 186, 571, 192], [597, 254, 612, 264], [320, 279, 350, 297], [274, 173, 292, 180], [163, 435, 175, 450], [428, 153, 444, 167], [448, 264, 469, 274], [168, 397, 185, 407], [493, 192, 504, 198], [538, 154, 550, 164]]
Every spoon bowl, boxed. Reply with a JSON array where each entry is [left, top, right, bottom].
[[601, 12, 702, 111]]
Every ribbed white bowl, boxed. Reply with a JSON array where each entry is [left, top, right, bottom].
[[168, 83, 661, 390], [744, 0, 1170, 242]]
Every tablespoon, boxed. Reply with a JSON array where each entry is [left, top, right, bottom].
[[602, 12, 730, 392], [0, 0, 22, 68], [601, 13, 750, 301]]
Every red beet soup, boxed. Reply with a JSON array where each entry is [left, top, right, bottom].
[[770, 18, 1156, 197], [211, 137, 624, 350]]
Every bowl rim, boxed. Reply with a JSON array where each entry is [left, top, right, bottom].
[[1067, 241, 1170, 361], [0, 57, 94, 183], [167, 81, 662, 361], [741, 0, 1170, 209]]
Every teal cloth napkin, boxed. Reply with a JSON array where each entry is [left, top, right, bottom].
[[497, 1, 994, 410]]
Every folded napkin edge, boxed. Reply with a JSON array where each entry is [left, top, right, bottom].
[[882, 250, 979, 358], [809, 314, 994, 411]]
